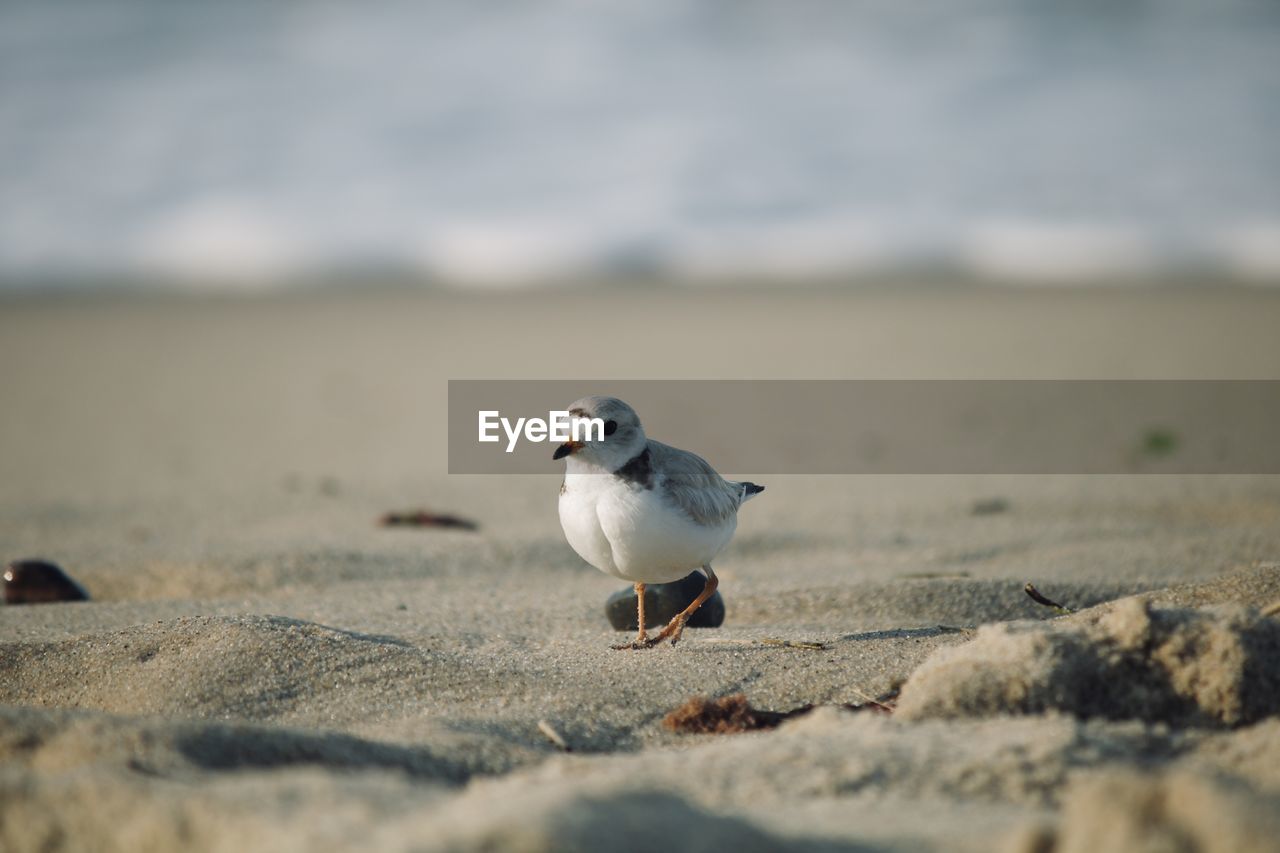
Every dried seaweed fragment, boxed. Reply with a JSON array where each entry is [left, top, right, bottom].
[[378, 510, 478, 531]]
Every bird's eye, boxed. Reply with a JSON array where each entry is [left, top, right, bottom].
[[603, 420, 618, 436]]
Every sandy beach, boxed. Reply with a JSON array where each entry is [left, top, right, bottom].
[[4, 287, 1280, 852]]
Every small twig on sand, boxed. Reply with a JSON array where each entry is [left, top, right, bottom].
[[1261, 600, 1280, 618], [537, 719, 572, 752], [698, 637, 828, 650], [1024, 582, 1074, 615], [847, 684, 898, 714], [759, 637, 828, 650]]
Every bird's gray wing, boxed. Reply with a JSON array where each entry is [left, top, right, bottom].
[[646, 440, 744, 527]]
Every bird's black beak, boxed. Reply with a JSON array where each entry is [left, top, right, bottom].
[[553, 441, 582, 460]]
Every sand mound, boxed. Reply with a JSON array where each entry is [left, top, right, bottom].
[[1009, 768, 1280, 853], [419, 786, 790, 853], [0, 615, 443, 722], [896, 599, 1280, 726], [7, 704, 1280, 852], [1182, 718, 1280, 793], [0, 764, 441, 853], [1140, 563, 1280, 610], [0, 705, 469, 782], [0, 705, 792, 853], [0, 767, 793, 853], [503, 709, 1186, 809]]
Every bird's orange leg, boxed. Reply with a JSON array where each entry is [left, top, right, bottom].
[[612, 582, 650, 650], [649, 565, 718, 647]]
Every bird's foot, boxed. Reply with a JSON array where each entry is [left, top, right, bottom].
[[611, 614, 692, 649], [612, 633, 658, 650], [654, 615, 689, 647]]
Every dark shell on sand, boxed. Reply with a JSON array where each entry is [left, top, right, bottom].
[[3, 560, 90, 604], [605, 571, 725, 631]]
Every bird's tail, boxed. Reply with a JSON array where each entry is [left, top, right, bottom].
[[735, 481, 765, 504]]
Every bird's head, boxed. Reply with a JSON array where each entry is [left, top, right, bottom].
[[553, 395, 646, 469]]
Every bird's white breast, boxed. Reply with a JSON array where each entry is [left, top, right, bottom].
[[558, 472, 736, 584]]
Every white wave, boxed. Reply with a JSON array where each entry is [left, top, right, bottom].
[[1214, 224, 1280, 283], [665, 219, 905, 282], [960, 222, 1158, 284], [413, 222, 599, 287], [134, 199, 307, 286]]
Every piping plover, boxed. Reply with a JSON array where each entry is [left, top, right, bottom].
[[554, 396, 763, 649]]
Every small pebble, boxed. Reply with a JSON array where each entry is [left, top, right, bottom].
[[605, 571, 725, 630], [3, 559, 90, 604]]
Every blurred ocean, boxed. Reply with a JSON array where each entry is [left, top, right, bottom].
[[1, 0, 1278, 289]]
